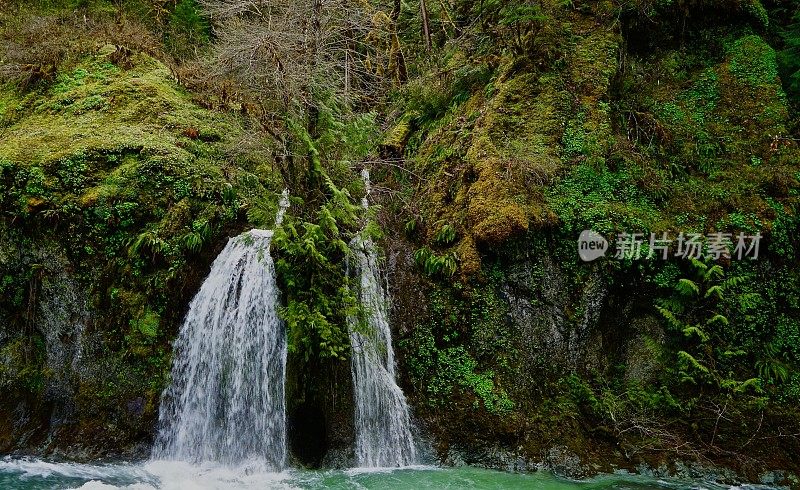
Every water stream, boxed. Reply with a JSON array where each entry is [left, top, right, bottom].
[[348, 169, 417, 467], [0, 188, 782, 488], [151, 191, 290, 469]]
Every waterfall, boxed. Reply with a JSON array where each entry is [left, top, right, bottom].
[[152, 190, 290, 469], [349, 170, 417, 467]]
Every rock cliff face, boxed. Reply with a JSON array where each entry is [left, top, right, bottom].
[[389, 230, 800, 483], [0, 234, 90, 455]]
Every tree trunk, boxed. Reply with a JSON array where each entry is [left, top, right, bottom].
[[391, 0, 408, 82], [420, 0, 432, 51]]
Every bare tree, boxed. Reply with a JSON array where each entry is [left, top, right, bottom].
[[196, 0, 402, 188], [198, 0, 390, 120]]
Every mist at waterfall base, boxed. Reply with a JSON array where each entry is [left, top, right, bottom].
[[0, 457, 780, 490]]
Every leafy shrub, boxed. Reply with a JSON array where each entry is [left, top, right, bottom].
[[547, 162, 659, 234], [405, 327, 514, 415], [726, 35, 779, 88], [402, 282, 516, 416], [654, 258, 800, 400], [274, 177, 361, 360], [413, 247, 458, 277]]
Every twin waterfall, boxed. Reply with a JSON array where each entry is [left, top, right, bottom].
[[349, 170, 417, 467], [153, 180, 416, 469], [152, 191, 290, 469]]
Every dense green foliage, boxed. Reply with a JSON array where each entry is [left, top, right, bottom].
[[0, 45, 281, 432], [656, 260, 770, 391], [383, 0, 800, 476], [270, 95, 380, 361], [274, 181, 360, 361], [401, 281, 516, 415]]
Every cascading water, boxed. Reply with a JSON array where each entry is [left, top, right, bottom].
[[152, 190, 290, 469], [349, 169, 417, 467]]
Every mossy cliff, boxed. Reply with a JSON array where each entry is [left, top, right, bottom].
[[384, 0, 800, 485], [1, 0, 800, 486], [0, 46, 282, 457]]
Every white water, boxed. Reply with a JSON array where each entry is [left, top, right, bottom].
[[151, 191, 290, 469], [348, 169, 417, 467]]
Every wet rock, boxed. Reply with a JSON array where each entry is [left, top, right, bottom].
[[542, 445, 590, 479], [502, 247, 609, 375], [126, 398, 144, 419], [443, 443, 537, 473], [623, 315, 665, 384]]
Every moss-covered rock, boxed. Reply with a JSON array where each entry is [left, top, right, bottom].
[[0, 45, 281, 457]]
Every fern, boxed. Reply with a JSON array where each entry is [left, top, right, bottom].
[[656, 305, 684, 331], [757, 341, 791, 385], [722, 274, 747, 289], [404, 219, 417, 235], [128, 230, 169, 261], [182, 231, 203, 254], [683, 325, 709, 342], [434, 223, 457, 245], [706, 314, 729, 327], [704, 285, 724, 300], [677, 350, 710, 375], [414, 247, 458, 277], [689, 257, 708, 275], [704, 264, 724, 281], [676, 278, 700, 296]]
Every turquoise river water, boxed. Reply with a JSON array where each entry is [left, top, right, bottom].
[[0, 457, 780, 490]]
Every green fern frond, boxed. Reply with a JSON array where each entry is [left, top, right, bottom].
[[704, 285, 724, 300], [676, 278, 700, 296], [677, 350, 710, 375], [706, 314, 729, 327], [656, 306, 685, 330], [683, 325, 709, 342], [704, 264, 724, 281]]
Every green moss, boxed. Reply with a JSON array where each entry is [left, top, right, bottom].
[[131, 309, 160, 338], [0, 50, 239, 166], [606, 29, 800, 233], [547, 162, 660, 234], [727, 35, 779, 88], [745, 0, 769, 28], [126, 309, 161, 357], [400, 16, 622, 277]]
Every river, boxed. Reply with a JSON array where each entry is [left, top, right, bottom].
[[0, 457, 779, 489]]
